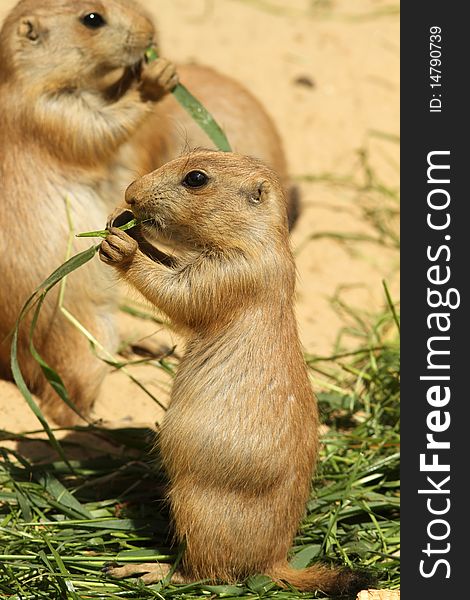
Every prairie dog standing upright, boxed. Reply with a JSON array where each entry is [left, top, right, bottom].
[[99, 151, 369, 595], [0, 0, 295, 425]]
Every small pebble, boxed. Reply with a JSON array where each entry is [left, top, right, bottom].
[[294, 75, 315, 88]]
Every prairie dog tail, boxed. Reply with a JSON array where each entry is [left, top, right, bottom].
[[269, 562, 374, 596]]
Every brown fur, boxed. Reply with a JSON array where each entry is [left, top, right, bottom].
[[0, 0, 160, 425], [99, 151, 367, 595], [0, 0, 295, 425]]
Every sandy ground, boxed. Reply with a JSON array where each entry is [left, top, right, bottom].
[[0, 0, 399, 442]]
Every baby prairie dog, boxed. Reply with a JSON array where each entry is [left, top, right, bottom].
[[0, 0, 295, 425], [99, 151, 369, 595]]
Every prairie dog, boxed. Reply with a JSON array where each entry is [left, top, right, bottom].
[[99, 151, 369, 595], [0, 0, 293, 425], [0, 0, 177, 425]]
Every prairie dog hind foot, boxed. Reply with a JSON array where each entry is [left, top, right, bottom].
[[104, 561, 186, 585]]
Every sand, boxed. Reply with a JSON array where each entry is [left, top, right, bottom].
[[0, 0, 399, 438]]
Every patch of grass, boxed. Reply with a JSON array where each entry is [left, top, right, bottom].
[[295, 147, 400, 257], [305, 294, 400, 592], [0, 297, 399, 598]]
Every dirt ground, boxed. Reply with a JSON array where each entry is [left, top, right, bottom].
[[0, 0, 399, 439]]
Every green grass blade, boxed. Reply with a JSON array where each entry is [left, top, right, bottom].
[[10, 323, 74, 473], [33, 244, 99, 296], [382, 280, 400, 334], [36, 472, 93, 520], [9, 245, 99, 473], [172, 84, 232, 152], [12, 482, 33, 523], [44, 536, 81, 600], [28, 296, 90, 424], [146, 47, 232, 152], [76, 218, 140, 238]]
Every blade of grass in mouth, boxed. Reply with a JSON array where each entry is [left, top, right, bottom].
[[76, 218, 140, 239]]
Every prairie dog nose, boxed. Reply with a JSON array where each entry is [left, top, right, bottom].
[[125, 179, 139, 206]]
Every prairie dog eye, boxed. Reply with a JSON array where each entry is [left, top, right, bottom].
[[182, 171, 209, 189], [80, 13, 106, 29]]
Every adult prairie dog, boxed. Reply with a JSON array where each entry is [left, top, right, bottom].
[[99, 151, 369, 595], [0, 0, 293, 425], [0, 0, 178, 425]]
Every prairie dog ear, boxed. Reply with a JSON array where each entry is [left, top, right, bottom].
[[18, 17, 47, 43], [248, 180, 271, 205]]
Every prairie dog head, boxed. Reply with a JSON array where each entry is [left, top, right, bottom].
[[0, 0, 155, 89], [125, 150, 290, 254]]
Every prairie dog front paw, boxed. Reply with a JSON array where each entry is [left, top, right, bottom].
[[99, 227, 138, 267], [140, 57, 179, 100]]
